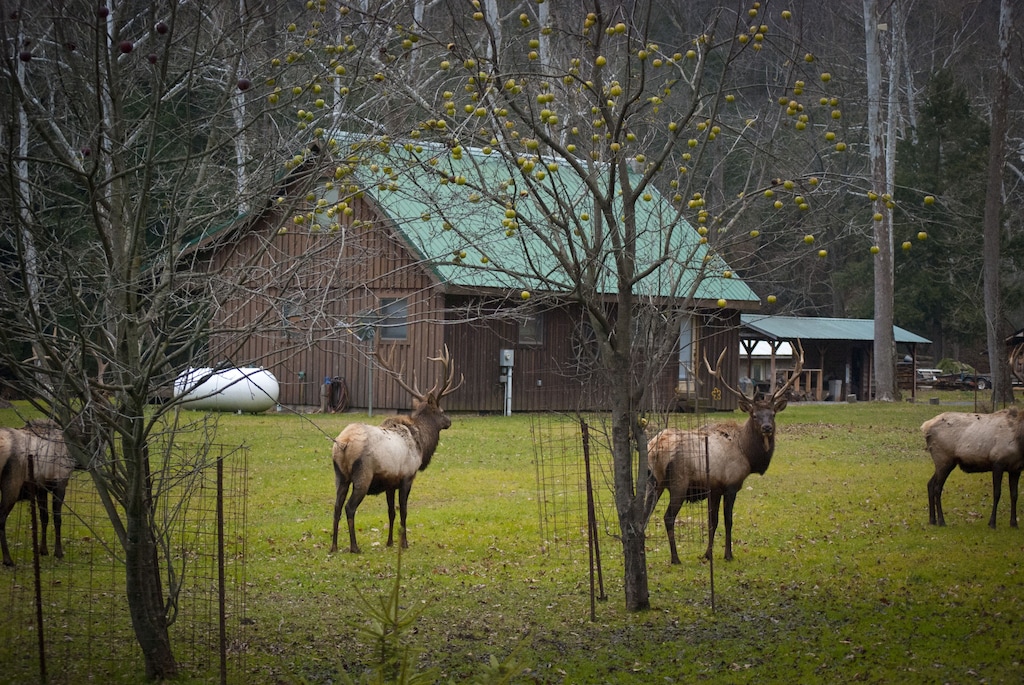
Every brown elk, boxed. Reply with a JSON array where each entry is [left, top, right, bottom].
[[0, 419, 77, 567], [330, 346, 462, 554], [922, 407, 1024, 528], [646, 340, 804, 562]]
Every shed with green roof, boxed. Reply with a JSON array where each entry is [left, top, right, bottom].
[[740, 314, 931, 401]]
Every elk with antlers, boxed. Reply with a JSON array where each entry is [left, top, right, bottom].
[[330, 345, 462, 554], [646, 340, 804, 562]]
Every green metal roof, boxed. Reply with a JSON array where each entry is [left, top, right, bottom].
[[741, 314, 931, 344], [326, 132, 759, 305]]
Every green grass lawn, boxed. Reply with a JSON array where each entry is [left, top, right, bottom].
[[2, 394, 1023, 683]]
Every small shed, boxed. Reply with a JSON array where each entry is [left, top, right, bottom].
[[740, 315, 931, 401]]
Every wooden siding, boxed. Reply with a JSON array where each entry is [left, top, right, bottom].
[[694, 311, 742, 412], [205, 194, 448, 411], [442, 298, 738, 414], [442, 300, 598, 413], [199, 186, 748, 414]]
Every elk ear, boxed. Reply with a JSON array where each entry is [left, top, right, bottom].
[[737, 394, 754, 413], [773, 397, 789, 413]]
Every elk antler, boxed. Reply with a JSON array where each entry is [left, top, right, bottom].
[[703, 346, 748, 403], [375, 345, 424, 400], [426, 344, 464, 399], [703, 338, 805, 407], [375, 344, 464, 401], [771, 339, 804, 405], [1010, 343, 1024, 386]]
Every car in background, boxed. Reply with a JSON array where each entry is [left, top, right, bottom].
[[959, 373, 991, 390], [932, 371, 991, 390]]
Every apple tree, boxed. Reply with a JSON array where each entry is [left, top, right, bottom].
[[280, 0, 867, 612]]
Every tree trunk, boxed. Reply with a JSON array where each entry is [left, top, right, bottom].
[[983, 0, 1013, 406], [126, 524, 177, 680], [619, 517, 650, 612], [863, 0, 897, 401], [610, 403, 650, 612], [124, 441, 178, 680]]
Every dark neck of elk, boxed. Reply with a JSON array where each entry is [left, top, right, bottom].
[[737, 398, 783, 475], [392, 395, 451, 471]]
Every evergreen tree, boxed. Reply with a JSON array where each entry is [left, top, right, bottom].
[[895, 69, 990, 360]]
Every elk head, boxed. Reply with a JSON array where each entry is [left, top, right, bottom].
[[705, 339, 805, 448], [375, 344, 464, 424]]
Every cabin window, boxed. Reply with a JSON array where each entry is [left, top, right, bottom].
[[518, 313, 543, 346], [379, 298, 408, 340]]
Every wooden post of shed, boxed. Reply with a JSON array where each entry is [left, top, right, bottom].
[[867, 348, 874, 400], [910, 343, 918, 402]]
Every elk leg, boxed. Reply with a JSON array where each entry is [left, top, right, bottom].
[[0, 467, 22, 567], [928, 463, 955, 526], [0, 504, 12, 567], [345, 486, 368, 554], [663, 489, 684, 565], [385, 489, 396, 547], [989, 468, 1004, 529], [397, 478, 413, 549], [52, 484, 66, 560], [330, 462, 350, 554], [346, 459, 374, 554], [722, 490, 737, 561], [705, 492, 722, 561], [35, 489, 50, 557], [1009, 471, 1020, 528]]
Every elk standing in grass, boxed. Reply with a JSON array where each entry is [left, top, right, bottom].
[[0, 419, 76, 567], [646, 341, 804, 562], [921, 407, 1024, 528], [330, 346, 462, 554]]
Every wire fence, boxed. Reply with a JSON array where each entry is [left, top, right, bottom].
[[531, 411, 715, 611], [0, 443, 248, 683]]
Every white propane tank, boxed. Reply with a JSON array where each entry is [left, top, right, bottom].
[[173, 367, 280, 413]]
